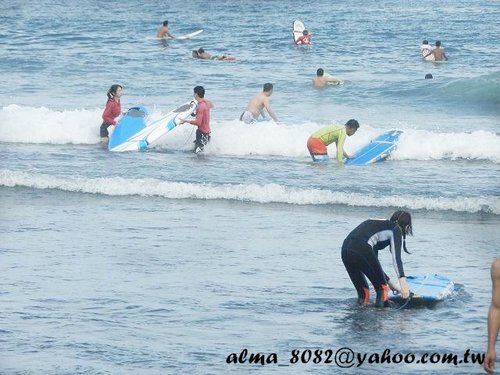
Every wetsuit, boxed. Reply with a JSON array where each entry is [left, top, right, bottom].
[[341, 219, 405, 307], [100, 99, 121, 138], [307, 125, 346, 162]]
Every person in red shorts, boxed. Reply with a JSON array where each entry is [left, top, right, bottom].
[[307, 119, 359, 162]]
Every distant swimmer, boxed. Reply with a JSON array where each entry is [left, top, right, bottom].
[[100, 84, 123, 147], [420, 39, 434, 61], [312, 68, 343, 88], [179, 86, 213, 153], [240, 83, 278, 124], [425, 73, 433, 79], [306, 119, 359, 162], [192, 48, 237, 61], [424, 40, 448, 61], [295, 30, 311, 45], [341, 211, 413, 307], [485, 258, 500, 374], [157, 20, 174, 39]]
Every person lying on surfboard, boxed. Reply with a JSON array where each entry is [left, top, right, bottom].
[[156, 20, 175, 39], [341, 211, 413, 307], [312, 68, 343, 88], [295, 30, 311, 45], [306, 119, 359, 162], [192, 48, 237, 61]]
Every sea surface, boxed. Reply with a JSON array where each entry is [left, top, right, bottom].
[[1, 0, 499, 374]]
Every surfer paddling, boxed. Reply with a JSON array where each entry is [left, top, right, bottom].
[[306, 119, 359, 162], [240, 83, 278, 124], [341, 211, 413, 307]]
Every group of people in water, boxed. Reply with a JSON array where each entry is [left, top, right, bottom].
[[97, 21, 500, 370]]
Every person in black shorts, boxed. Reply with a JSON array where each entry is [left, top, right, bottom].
[[341, 210, 413, 307]]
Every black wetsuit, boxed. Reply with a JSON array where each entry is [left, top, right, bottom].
[[341, 219, 405, 307]]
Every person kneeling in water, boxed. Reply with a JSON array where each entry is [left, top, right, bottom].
[[341, 211, 413, 307]]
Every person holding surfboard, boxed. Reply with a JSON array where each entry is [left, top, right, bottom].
[[485, 258, 500, 374], [424, 40, 448, 61], [100, 84, 122, 147], [341, 211, 413, 307], [306, 119, 359, 162], [312, 68, 343, 88], [156, 20, 174, 39], [240, 83, 278, 124], [179, 86, 213, 153], [295, 30, 311, 45], [420, 39, 434, 61]]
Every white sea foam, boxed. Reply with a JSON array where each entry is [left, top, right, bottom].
[[1, 105, 499, 162], [2, 169, 498, 214]]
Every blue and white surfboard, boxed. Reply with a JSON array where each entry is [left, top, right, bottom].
[[390, 274, 455, 302], [109, 100, 197, 152], [345, 129, 402, 165]]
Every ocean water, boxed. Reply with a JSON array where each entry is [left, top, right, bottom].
[[1, 0, 499, 374]]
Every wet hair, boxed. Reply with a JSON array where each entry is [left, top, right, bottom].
[[303, 30, 309, 35], [345, 119, 359, 129], [198, 48, 205, 54], [390, 210, 413, 254], [422, 40, 429, 45], [435, 40, 441, 47], [425, 73, 433, 79], [163, 21, 169, 26], [107, 84, 122, 100], [316, 68, 324, 77], [192, 50, 199, 58], [194, 86, 205, 98], [263, 83, 273, 92]]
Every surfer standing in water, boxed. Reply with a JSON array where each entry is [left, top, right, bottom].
[[179, 86, 213, 153], [240, 83, 278, 124], [341, 211, 413, 307], [424, 40, 448, 61], [485, 258, 500, 374], [156, 20, 174, 39], [306, 119, 359, 162], [100, 84, 122, 147]]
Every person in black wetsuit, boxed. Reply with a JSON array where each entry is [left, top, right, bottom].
[[341, 210, 413, 307]]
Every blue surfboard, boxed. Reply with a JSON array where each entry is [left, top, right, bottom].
[[345, 129, 402, 165], [390, 274, 454, 302], [108, 106, 149, 151]]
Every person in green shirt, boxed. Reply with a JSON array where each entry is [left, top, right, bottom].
[[307, 119, 359, 162]]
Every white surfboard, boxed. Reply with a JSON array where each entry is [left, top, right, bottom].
[[176, 29, 203, 40], [109, 100, 197, 152], [293, 20, 305, 43]]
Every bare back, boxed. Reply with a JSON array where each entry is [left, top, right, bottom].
[[246, 92, 269, 118]]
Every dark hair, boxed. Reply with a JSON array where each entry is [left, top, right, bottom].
[[425, 73, 433, 79], [107, 84, 122, 100], [163, 21, 169, 26], [303, 30, 309, 35], [345, 119, 359, 129], [316, 68, 324, 77], [422, 40, 429, 44], [194, 86, 205, 98], [435, 40, 441, 47], [263, 83, 273, 92], [390, 210, 413, 254], [198, 48, 205, 54]]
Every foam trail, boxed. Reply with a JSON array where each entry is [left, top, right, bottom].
[[2, 170, 498, 214]]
